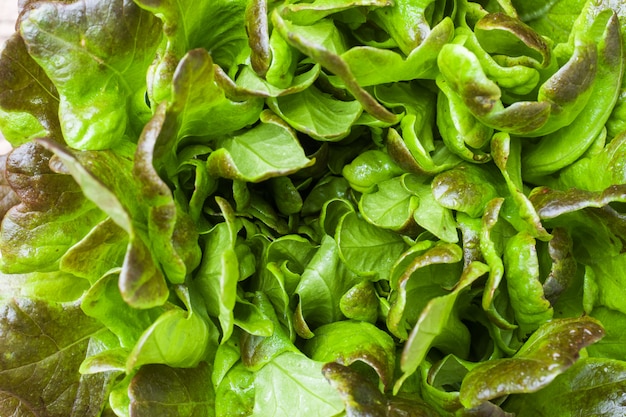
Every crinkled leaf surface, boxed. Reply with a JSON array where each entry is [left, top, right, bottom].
[[135, 0, 249, 102], [0, 142, 106, 273], [20, 0, 162, 149], [0, 154, 20, 218], [169, 48, 263, 139], [322, 362, 442, 417], [459, 316, 605, 408], [0, 297, 116, 417], [37, 139, 169, 309], [504, 357, 626, 416], [0, 34, 60, 146]]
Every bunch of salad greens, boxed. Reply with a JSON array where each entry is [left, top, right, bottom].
[[1, 0, 626, 415]]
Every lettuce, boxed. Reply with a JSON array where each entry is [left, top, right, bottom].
[[1, 0, 626, 416]]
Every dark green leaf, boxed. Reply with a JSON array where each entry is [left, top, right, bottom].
[[129, 362, 215, 417]]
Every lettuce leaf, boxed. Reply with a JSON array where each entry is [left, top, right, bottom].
[[0, 0, 626, 416]]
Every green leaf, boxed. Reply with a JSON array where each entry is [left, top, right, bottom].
[[371, 0, 434, 55], [342, 150, 405, 194], [20, 0, 162, 149], [251, 352, 345, 417], [0, 142, 107, 273], [586, 307, 626, 360], [432, 165, 500, 218], [60, 218, 128, 283], [128, 362, 215, 417], [321, 362, 388, 416], [436, 76, 493, 162], [280, 0, 392, 26], [513, 0, 587, 44], [195, 221, 239, 343], [240, 292, 297, 371], [0, 34, 61, 146], [225, 63, 321, 98], [550, 130, 626, 191], [337, 17, 455, 85], [304, 320, 396, 389], [0, 270, 88, 304], [397, 261, 488, 392], [81, 272, 159, 349], [37, 139, 170, 309], [169, 48, 263, 139], [337, 211, 408, 281], [322, 362, 442, 417], [474, 12, 551, 68], [126, 286, 210, 371], [207, 111, 314, 182], [135, 0, 249, 103], [478, 198, 518, 329], [268, 85, 363, 141], [491, 133, 550, 240], [503, 232, 553, 336], [405, 173, 459, 243], [437, 43, 550, 135], [339, 280, 380, 323], [530, 184, 626, 220], [459, 316, 605, 408], [134, 104, 202, 284], [522, 8, 625, 180], [272, 9, 398, 123], [358, 175, 419, 232], [215, 361, 255, 417], [296, 235, 360, 328], [387, 242, 464, 340], [586, 253, 626, 315]]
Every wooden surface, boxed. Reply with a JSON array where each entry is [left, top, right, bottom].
[[0, 0, 20, 153]]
